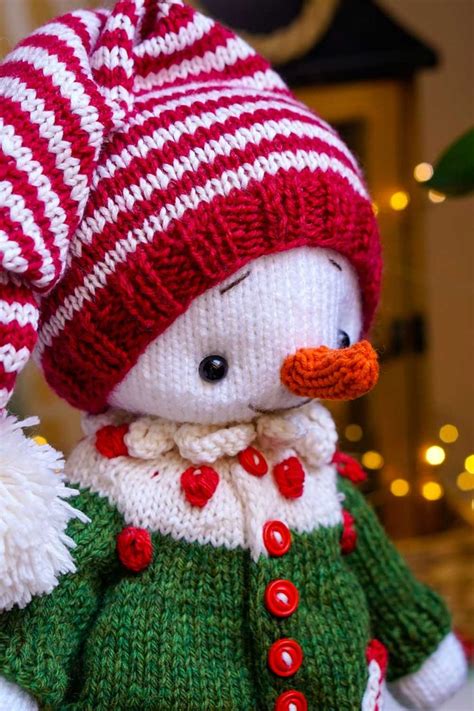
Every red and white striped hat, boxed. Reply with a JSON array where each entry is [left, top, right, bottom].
[[0, 0, 381, 416]]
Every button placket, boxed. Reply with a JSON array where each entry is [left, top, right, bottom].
[[262, 520, 305, 704]]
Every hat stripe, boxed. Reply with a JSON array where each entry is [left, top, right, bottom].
[[93, 101, 358, 190], [38, 147, 367, 353], [132, 84, 336, 138], [136, 17, 228, 79], [0, 197, 57, 290], [134, 12, 214, 59], [71, 128, 364, 268], [137, 68, 287, 98], [134, 35, 256, 91], [59, 11, 107, 55], [0, 174, 62, 289], [0, 78, 90, 206], [0, 229, 31, 280], [104, 12, 136, 40], [0, 118, 69, 260], [135, 75, 288, 105], [133, 86, 323, 137], [73, 116, 364, 252], [0, 343, 31, 374], [6, 43, 108, 144], [77, 115, 359, 255], [32, 18, 101, 73], [0, 18, 113, 298], [0, 300, 39, 329]]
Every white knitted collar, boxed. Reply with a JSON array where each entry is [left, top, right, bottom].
[[81, 401, 337, 468]]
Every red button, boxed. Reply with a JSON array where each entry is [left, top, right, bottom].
[[275, 690, 308, 711], [265, 579, 299, 618], [268, 639, 303, 677], [263, 520, 291, 557], [238, 446, 268, 477]]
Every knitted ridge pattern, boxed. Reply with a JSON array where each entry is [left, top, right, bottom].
[[0, 481, 450, 710]]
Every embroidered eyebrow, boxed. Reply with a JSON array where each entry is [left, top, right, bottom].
[[329, 258, 342, 272], [219, 270, 251, 295]]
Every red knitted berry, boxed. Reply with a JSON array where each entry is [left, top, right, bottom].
[[181, 466, 220, 508], [366, 639, 389, 676], [95, 424, 129, 459], [116, 526, 153, 573], [273, 457, 305, 499], [340, 509, 357, 554], [332, 451, 367, 484]]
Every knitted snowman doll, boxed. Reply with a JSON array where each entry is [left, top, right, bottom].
[[0, 1, 467, 709]]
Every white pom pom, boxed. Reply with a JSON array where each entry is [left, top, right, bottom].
[[0, 415, 89, 611]]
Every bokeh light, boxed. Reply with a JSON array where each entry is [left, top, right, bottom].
[[390, 479, 410, 497], [413, 162, 434, 182], [457, 472, 474, 492], [428, 189, 446, 203], [465, 455, 474, 474], [421, 481, 444, 501], [389, 190, 410, 211], [439, 424, 459, 443], [424, 445, 446, 466], [362, 451, 384, 470], [345, 424, 363, 442]]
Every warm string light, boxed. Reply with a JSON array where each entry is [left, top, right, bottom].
[[389, 190, 410, 211], [421, 481, 444, 501], [457, 472, 474, 492], [428, 189, 446, 204], [362, 451, 384, 470], [465, 455, 474, 474], [413, 162, 434, 183], [376, 168, 448, 212], [439, 424, 459, 443], [343, 421, 471, 500], [345, 424, 363, 442], [390, 479, 410, 497], [424, 445, 446, 466]]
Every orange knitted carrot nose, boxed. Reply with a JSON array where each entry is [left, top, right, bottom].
[[281, 340, 379, 400]]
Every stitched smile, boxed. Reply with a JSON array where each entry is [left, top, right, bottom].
[[248, 398, 312, 416]]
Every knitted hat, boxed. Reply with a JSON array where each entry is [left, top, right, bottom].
[[0, 0, 381, 417]]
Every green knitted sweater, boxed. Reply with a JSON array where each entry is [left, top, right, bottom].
[[0, 479, 449, 711]]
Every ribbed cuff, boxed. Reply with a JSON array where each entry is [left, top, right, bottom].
[[388, 632, 468, 710]]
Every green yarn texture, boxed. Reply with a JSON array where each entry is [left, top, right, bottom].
[[0, 483, 450, 710]]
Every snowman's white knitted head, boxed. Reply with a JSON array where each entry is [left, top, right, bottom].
[[110, 246, 362, 424]]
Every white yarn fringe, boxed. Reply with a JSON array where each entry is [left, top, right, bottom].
[[0, 415, 89, 611]]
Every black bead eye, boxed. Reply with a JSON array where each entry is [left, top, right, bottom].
[[337, 330, 351, 349], [199, 355, 229, 382]]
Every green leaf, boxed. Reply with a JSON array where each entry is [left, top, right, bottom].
[[425, 127, 474, 197]]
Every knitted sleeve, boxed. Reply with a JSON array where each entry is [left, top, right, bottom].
[[0, 489, 123, 709], [338, 478, 451, 682]]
